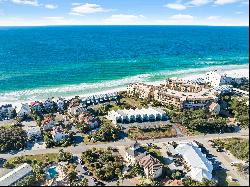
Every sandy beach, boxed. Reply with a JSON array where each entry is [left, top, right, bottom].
[[1, 65, 249, 111]]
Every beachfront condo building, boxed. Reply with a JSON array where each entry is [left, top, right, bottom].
[[127, 78, 218, 109], [204, 70, 246, 87], [165, 77, 206, 93], [127, 83, 156, 100], [154, 87, 218, 109]]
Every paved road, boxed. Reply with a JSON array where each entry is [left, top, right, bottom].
[[202, 141, 249, 186], [0, 131, 248, 160]]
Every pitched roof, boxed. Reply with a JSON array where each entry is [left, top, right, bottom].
[[175, 141, 213, 182], [209, 102, 219, 110], [139, 154, 162, 173], [0, 163, 32, 186]]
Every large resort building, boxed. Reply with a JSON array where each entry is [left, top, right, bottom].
[[127, 77, 218, 109], [154, 86, 218, 109], [127, 83, 155, 100]]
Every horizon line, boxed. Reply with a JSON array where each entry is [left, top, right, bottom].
[[0, 24, 249, 27]]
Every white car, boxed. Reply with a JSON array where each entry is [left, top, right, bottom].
[[230, 162, 240, 166]]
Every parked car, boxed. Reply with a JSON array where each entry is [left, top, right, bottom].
[[230, 162, 240, 166], [216, 147, 224, 152]]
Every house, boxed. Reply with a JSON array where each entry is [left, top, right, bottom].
[[30, 101, 42, 113], [41, 116, 55, 130], [22, 121, 42, 140], [139, 154, 163, 179], [106, 107, 168, 124], [51, 126, 66, 142], [68, 97, 81, 108], [78, 112, 100, 129], [68, 105, 86, 116], [0, 104, 15, 120], [55, 113, 69, 125], [43, 98, 55, 112], [209, 102, 221, 115], [164, 179, 183, 186], [17, 103, 31, 118], [81, 92, 119, 106], [56, 97, 66, 111], [0, 163, 33, 186], [174, 141, 213, 182], [124, 141, 146, 165]]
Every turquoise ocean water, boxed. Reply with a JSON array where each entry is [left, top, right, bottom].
[[0, 26, 249, 103]]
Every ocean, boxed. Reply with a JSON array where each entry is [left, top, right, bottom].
[[0, 26, 249, 103]]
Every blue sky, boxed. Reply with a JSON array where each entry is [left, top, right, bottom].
[[0, 0, 249, 26]]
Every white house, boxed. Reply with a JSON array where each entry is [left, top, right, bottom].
[[139, 154, 163, 179], [51, 126, 65, 142], [81, 92, 118, 105], [0, 163, 32, 186], [175, 141, 213, 182], [209, 102, 221, 115], [18, 103, 31, 118], [22, 121, 41, 140], [78, 112, 100, 129], [106, 107, 168, 124], [124, 141, 146, 165]]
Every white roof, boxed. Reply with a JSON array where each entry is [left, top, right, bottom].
[[175, 142, 213, 182], [109, 107, 166, 118], [167, 144, 178, 155], [189, 168, 212, 182], [0, 163, 32, 186]]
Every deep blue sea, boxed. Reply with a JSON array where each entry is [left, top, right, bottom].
[[0, 26, 249, 103]]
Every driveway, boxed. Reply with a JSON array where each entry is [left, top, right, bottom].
[[201, 141, 249, 186]]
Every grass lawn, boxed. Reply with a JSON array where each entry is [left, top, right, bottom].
[[120, 97, 146, 109], [128, 125, 177, 140], [227, 181, 240, 186], [211, 138, 249, 161], [4, 153, 59, 169]]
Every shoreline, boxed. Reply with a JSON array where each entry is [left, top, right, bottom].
[[0, 64, 249, 111]]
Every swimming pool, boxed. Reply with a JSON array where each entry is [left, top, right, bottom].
[[47, 166, 58, 179]]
